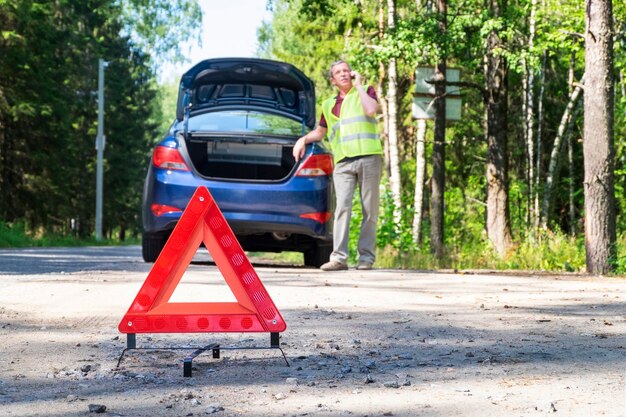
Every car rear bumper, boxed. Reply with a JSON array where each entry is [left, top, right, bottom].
[[142, 166, 333, 242]]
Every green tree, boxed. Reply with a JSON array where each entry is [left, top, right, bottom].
[[0, 0, 199, 239], [118, 0, 202, 67]]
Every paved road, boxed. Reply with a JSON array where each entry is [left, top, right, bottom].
[[0, 245, 220, 275], [1, 246, 625, 416], [0, 246, 146, 274]]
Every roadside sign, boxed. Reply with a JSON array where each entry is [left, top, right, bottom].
[[413, 67, 462, 120]]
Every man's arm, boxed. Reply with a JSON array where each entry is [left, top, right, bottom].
[[293, 125, 328, 161], [352, 72, 378, 117]]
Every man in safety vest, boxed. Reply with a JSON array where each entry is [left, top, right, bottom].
[[293, 60, 383, 271]]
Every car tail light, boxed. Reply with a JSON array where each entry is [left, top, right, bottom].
[[151, 204, 183, 217], [295, 154, 333, 177], [300, 212, 332, 223], [152, 146, 190, 171]]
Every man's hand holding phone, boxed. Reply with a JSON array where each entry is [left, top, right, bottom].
[[350, 70, 363, 88]]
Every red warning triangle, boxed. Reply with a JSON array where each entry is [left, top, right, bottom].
[[118, 186, 286, 334]]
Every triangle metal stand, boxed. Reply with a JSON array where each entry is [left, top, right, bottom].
[[116, 332, 289, 377]]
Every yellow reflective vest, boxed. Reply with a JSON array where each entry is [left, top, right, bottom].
[[321, 87, 382, 164]]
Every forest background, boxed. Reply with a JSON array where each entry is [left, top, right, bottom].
[[0, 0, 624, 274]]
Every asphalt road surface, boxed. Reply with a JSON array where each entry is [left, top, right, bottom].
[[0, 245, 153, 275], [0, 246, 625, 417]]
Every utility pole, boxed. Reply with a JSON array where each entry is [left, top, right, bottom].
[[95, 58, 107, 241]]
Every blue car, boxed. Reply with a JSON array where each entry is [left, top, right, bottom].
[[142, 58, 334, 267]]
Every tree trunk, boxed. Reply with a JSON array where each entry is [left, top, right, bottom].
[[377, 0, 391, 179], [583, 0, 616, 275], [484, 0, 512, 257], [430, 0, 447, 258], [413, 119, 427, 244], [522, 68, 529, 224], [534, 51, 547, 230], [540, 75, 584, 229], [0, 87, 6, 219], [387, 0, 402, 224], [567, 52, 577, 237], [567, 133, 576, 236], [525, 0, 537, 228]]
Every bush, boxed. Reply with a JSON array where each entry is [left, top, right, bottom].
[[0, 221, 31, 247], [0, 219, 137, 248]]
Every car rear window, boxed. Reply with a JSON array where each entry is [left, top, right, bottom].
[[188, 111, 303, 136]]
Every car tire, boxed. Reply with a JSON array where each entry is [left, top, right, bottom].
[[303, 244, 332, 268], [142, 233, 167, 263]]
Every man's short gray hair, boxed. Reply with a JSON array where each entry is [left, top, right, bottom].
[[329, 60, 351, 78]]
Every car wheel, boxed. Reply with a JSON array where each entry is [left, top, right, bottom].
[[303, 244, 332, 268], [142, 233, 167, 263]]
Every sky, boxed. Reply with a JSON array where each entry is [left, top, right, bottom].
[[160, 0, 272, 82]]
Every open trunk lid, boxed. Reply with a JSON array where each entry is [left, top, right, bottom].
[[176, 58, 316, 129]]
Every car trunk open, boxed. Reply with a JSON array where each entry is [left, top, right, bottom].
[[186, 134, 296, 181]]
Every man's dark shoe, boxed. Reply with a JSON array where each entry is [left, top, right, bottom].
[[320, 261, 349, 271], [357, 262, 373, 270]]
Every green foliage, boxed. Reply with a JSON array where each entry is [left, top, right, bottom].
[[0, 0, 194, 240], [0, 220, 137, 248], [375, 228, 588, 273], [156, 81, 179, 135], [0, 221, 31, 247], [257, 0, 626, 273], [376, 244, 442, 270], [117, 0, 202, 66], [260, 0, 347, 104], [248, 251, 303, 265], [498, 231, 585, 271], [616, 233, 626, 275], [347, 192, 363, 264], [381, 182, 418, 252]]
